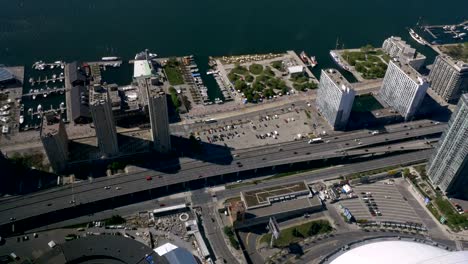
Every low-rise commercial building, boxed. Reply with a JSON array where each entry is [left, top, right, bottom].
[[234, 181, 323, 228]]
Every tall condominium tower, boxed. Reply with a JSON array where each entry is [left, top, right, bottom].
[[429, 55, 468, 103], [141, 78, 171, 153], [427, 94, 468, 195], [40, 115, 69, 172], [379, 60, 429, 120], [89, 84, 119, 157], [316, 69, 355, 130], [382, 36, 426, 70]]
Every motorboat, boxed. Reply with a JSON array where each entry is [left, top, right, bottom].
[[19, 116, 24, 124]]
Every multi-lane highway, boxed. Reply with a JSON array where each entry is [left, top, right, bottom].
[[0, 120, 445, 228]]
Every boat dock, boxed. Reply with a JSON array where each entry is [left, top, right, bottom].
[[85, 60, 122, 67], [23, 87, 68, 97], [32, 61, 65, 71], [286, 50, 318, 83], [29, 75, 65, 85]]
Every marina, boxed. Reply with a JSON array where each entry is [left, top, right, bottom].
[[181, 56, 211, 105], [419, 20, 468, 45]]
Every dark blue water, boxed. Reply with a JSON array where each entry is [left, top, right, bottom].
[[1, 0, 466, 100]]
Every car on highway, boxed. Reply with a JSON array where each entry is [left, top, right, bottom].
[[104, 186, 111, 190], [115, 187, 122, 190], [146, 176, 152, 181]]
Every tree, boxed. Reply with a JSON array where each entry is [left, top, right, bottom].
[[360, 44, 374, 54], [308, 222, 321, 236], [234, 80, 247, 91], [249, 63, 264, 75], [245, 75, 254, 83], [271, 60, 283, 70], [252, 81, 264, 92], [292, 228, 303, 238], [168, 86, 177, 94]]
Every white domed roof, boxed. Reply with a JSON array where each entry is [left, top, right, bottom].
[[330, 241, 468, 264]]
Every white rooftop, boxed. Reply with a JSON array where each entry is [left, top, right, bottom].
[[133, 60, 152, 78], [288, 65, 304, 74], [331, 241, 468, 264]]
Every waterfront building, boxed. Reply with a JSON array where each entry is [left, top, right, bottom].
[[427, 94, 468, 195], [89, 84, 119, 157], [316, 69, 355, 130], [40, 115, 69, 172], [379, 60, 428, 120], [142, 78, 171, 152], [428, 55, 468, 103], [382, 36, 426, 70]]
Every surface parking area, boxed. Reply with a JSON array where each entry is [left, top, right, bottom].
[[339, 180, 422, 224]]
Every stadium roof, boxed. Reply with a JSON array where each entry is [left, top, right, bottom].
[[0, 68, 14, 82], [330, 241, 468, 264], [154, 243, 198, 264]]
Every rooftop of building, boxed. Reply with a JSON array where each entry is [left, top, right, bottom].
[[241, 181, 310, 208], [246, 195, 322, 219], [35, 235, 168, 264], [321, 69, 354, 92], [134, 60, 153, 78], [40, 115, 63, 137], [89, 83, 120, 106], [0, 68, 14, 83], [136, 77, 166, 98], [437, 54, 468, 71], [390, 59, 426, 84]]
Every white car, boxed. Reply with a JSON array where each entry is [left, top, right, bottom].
[[104, 186, 111, 190]]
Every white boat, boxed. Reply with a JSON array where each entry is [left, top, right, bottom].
[[50, 64, 55, 69], [29, 77, 34, 83], [43, 92, 48, 98], [28, 108, 33, 113], [329, 51, 350, 71], [206, 70, 219, 75], [32, 95, 37, 100], [409, 28, 427, 45], [310, 56, 318, 68], [37, 104, 43, 112], [102, 56, 120, 61], [60, 102, 65, 109], [61, 64, 65, 69], [19, 116, 24, 124]]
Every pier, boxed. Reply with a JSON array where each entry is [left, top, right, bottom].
[[29, 76, 65, 85], [286, 50, 318, 83], [23, 87, 68, 97], [85, 60, 122, 68]]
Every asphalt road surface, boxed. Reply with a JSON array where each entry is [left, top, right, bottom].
[[0, 121, 444, 226]]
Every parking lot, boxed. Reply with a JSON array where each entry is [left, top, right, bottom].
[[339, 179, 422, 224], [190, 106, 331, 150]]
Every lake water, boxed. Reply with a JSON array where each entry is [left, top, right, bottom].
[[1, 0, 467, 100]]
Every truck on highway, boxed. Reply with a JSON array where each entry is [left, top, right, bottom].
[[204, 118, 217, 124], [308, 137, 323, 144]]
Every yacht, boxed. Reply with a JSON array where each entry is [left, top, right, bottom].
[[329, 51, 350, 71], [37, 104, 43, 112], [409, 28, 427, 45], [32, 95, 37, 100], [19, 116, 24, 124]]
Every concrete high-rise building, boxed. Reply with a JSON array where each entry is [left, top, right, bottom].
[[428, 55, 468, 103], [427, 94, 468, 195], [382, 36, 426, 70], [316, 69, 355, 130], [89, 84, 119, 157], [142, 79, 171, 152], [379, 60, 429, 120], [40, 115, 69, 172]]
